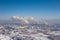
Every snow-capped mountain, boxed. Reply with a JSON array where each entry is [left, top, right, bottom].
[[0, 16, 49, 25], [10, 16, 49, 25]]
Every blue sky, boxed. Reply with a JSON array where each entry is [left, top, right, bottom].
[[0, 0, 60, 19]]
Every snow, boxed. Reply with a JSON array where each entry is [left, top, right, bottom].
[[53, 31, 60, 36], [0, 34, 13, 40], [18, 33, 51, 40]]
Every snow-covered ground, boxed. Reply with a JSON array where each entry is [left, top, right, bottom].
[[0, 25, 52, 40], [0, 34, 13, 40]]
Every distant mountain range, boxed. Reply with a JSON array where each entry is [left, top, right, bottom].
[[0, 16, 60, 25], [0, 16, 48, 25], [48, 19, 60, 25]]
